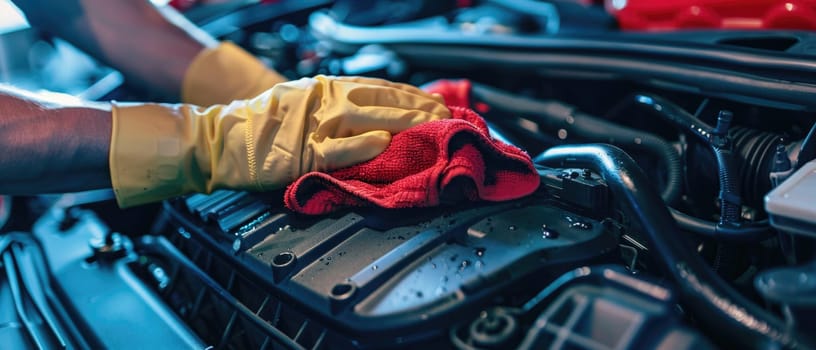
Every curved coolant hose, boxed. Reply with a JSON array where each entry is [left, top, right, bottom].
[[535, 144, 811, 350], [470, 83, 683, 205]]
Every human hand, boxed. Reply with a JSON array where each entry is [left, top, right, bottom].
[[110, 75, 451, 207]]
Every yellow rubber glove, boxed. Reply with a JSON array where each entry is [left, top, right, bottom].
[[182, 42, 288, 106], [110, 75, 451, 207]]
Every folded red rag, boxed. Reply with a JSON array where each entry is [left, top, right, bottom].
[[283, 80, 540, 215]]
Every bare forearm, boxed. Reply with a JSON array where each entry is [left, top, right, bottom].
[[13, 0, 216, 99], [0, 87, 111, 194]]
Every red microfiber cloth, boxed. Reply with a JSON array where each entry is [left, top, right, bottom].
[[283, 80, 539, 215]]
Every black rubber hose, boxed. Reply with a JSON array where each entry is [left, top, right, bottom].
[[669, 208, 773, 241], [535, 144, 811, 350], [629, 94, 714, 140], [714, 147, 742, 223], [470, 83, 683, 205], [631, 94, 744, 226]]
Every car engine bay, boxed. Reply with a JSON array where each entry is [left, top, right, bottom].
[[2, 1, 816, 349]]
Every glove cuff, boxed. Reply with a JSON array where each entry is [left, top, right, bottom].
[[110, 103, 210, 207], [110, 100, 274, 207], [182, 42, 287, 106]]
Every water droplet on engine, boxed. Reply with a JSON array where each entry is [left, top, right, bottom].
[[508, 225, 517, 231], [542, 225, 559, 239], [474, 247, 486, 257], [570, 221, 592, 230], [416, 291, 424, 298], [371, 265, 378, 270], [460, 260, 471, 271], [431, 263, 437, 269], [565, 216, 592, 230]]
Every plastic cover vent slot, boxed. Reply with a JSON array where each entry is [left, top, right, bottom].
[[134, 234, 329, 349]]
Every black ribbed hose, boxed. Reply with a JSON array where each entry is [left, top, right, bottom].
[[535, 144, 811, 349], [470, 83, 683, 205], [715, 148, 741, 223]]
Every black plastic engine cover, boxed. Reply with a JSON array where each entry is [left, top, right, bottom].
[[164, 189, 618, 346]]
